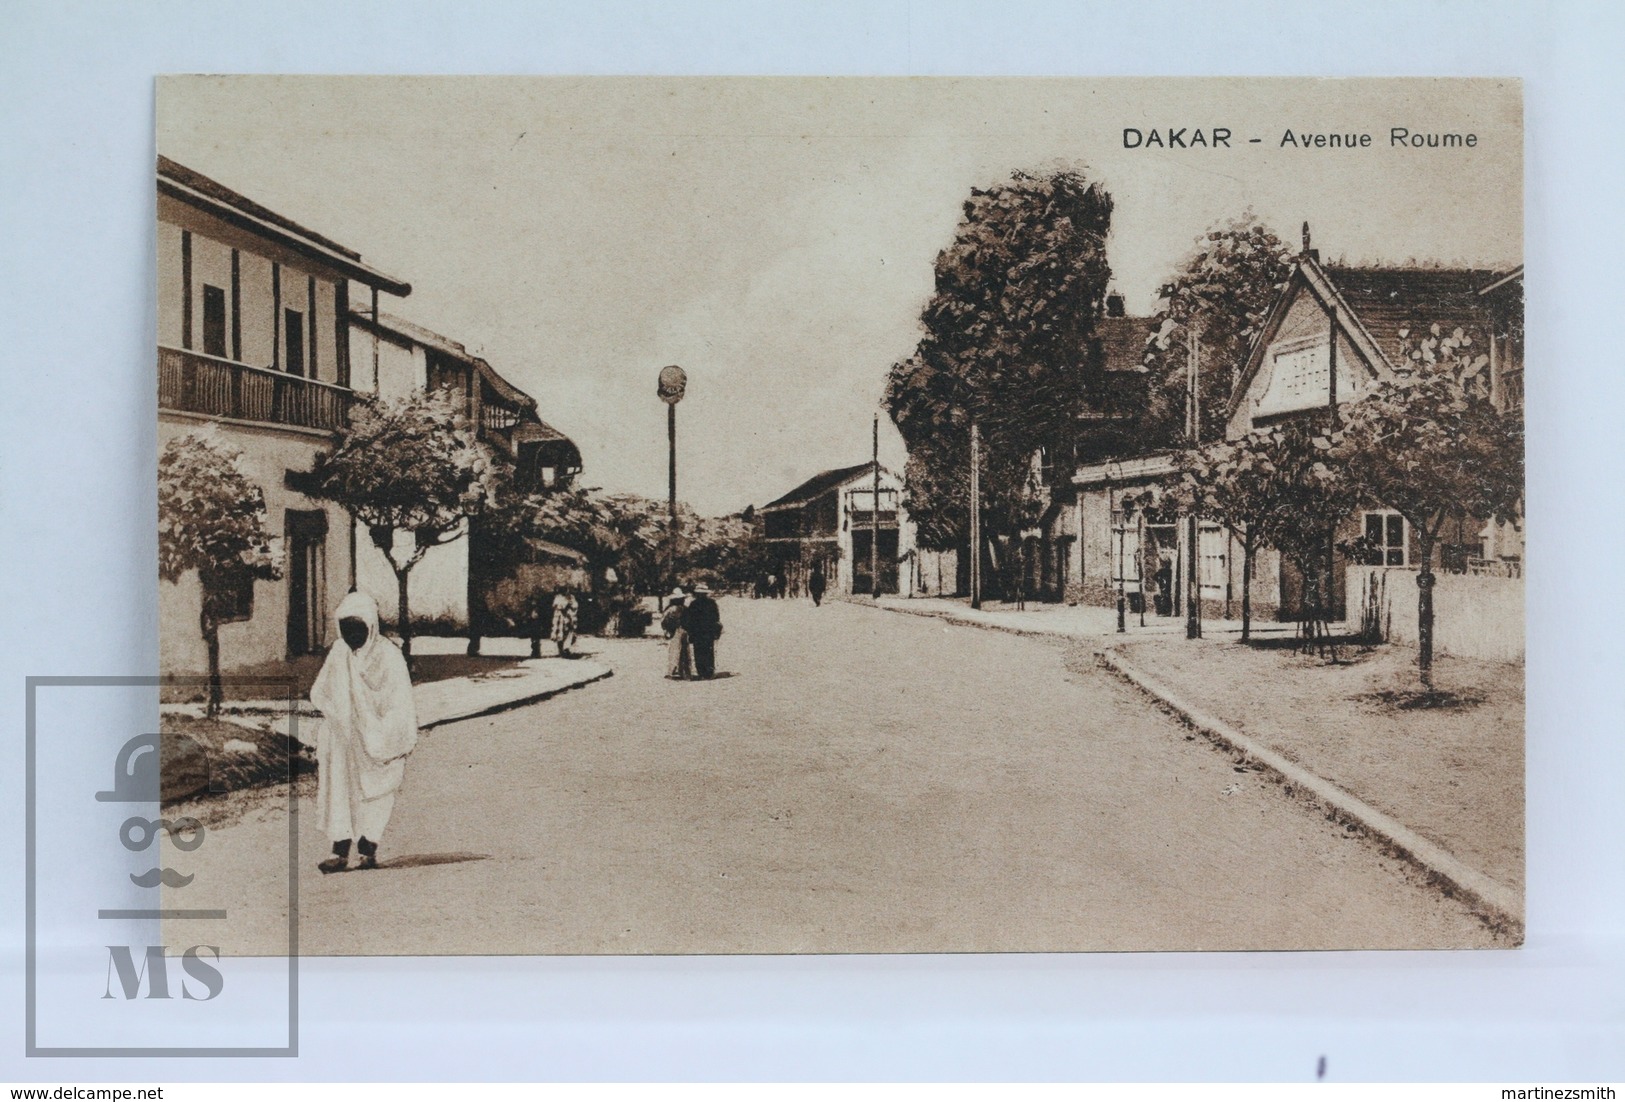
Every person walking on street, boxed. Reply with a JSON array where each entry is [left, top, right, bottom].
[[662, 587, 692, 680], [307, 591, 419, 874], [551, 590, 579, 658], [682, 582, 723, 679], [808, 562, 827, 607]]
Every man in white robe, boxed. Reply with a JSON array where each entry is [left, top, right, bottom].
[[308, 590, 419, 873]]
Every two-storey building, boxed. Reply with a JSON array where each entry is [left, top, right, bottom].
[[157, 156, 410, 674], [1063, 242, 1522, 646], [345, 310, 582, 640], [759, 463, 915, 596]]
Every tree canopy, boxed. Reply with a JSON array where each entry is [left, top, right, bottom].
[[1335, 323, 1524, 684], [312, 389, 501, 550], [1142, 214, 1294, 446], [159, 429, 284, 589], [885, 168, 1115, 549], [311, 389, 503, 656], [158, 429, 283, 714]]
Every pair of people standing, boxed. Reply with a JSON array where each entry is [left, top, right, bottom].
[[662, 582, 723, 680]]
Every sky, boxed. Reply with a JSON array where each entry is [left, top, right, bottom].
[[158, 76, 1522, 516]]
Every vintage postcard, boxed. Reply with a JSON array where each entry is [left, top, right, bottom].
[[153, 76, 1523, 955]]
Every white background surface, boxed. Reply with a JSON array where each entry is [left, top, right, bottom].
[[1, 0, 1620, 1083]]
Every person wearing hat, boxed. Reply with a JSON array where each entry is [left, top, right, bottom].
[[661, 587, 692, 680], [680, 582, 724, 679]]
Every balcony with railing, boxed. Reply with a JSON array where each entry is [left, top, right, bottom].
[[159, 345, 353, 432]]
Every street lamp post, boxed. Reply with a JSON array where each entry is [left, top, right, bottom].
[[657, 365, 687, 591]]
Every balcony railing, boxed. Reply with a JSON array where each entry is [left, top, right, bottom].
[[159, 346, 353, 432]]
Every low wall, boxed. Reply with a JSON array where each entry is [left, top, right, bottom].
[[1348, 566, 1524, 664]]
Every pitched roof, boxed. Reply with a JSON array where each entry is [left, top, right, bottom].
[[350, 309, 536, 412], [157, 156, 411, 295], [1323, 265, 1501, 365], [1094, 315, 1155, 373], [761, 462, 882, 511], [1226, 257, 1516, 424]]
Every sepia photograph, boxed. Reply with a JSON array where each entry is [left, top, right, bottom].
[[151, 75, 1525, 956]]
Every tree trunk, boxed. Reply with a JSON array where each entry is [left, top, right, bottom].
[[201, 609, 222, 719], [1240, 535, 1254, 644], [395, 567, 413, 664], [1416, 532, 1436, 689]]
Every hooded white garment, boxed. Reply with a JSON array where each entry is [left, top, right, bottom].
[[309, 591, 419, 842]]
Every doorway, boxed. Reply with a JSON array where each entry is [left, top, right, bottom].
[[285, 509, 328, 656]]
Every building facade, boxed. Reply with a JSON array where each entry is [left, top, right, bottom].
[[157, 156, 411, 675], [760, 463, 916, 596], [344, 311, 582, 637], [1062, 247, 1524, 639], [1223, 253, 1523, 622]]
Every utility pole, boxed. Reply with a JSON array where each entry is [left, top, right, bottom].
[[1113, 476, 1125, 633], [969, 420, 982, 609], [1326, 308, 1339, 626], [1186, 322, 1202, 639], [1138, 510, 1147, 627], [871, 414, 881, 597], [657, 365, 688, 590]]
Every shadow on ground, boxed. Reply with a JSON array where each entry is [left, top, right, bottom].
[[375, 852, 491, 871]]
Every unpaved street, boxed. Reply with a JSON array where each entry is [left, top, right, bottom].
[[185, 597, 1503, 955]]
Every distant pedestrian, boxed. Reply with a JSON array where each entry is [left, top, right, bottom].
[[551, 591, 579, 657], [682, 582, 723, 679], [662, 587, 692, 680], [308, 591, 418, 874], [808, 563, 826, 607], [766, 572, 778, 600]]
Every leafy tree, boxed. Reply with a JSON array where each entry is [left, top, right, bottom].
[[1143, 214, 1294, 445], [1252, 421, 1361, 654], [899, 450, 967, 554], [311, 389, 502, 660], [683, 511, 773, 591], [158, 430, 283, 716], [886, 168, 1114, 591], [600, 492, 687, 594], [1169, 423, 1357, 646], [1335, 324, 1524, 687], [1167, 439, 1268, 641]]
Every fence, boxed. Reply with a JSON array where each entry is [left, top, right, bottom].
[[1347, 565, 1524, 664]]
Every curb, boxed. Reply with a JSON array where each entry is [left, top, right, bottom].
[[420, 667, 614, 730], [1098, 644, 1523, 936], [871, 600, 1096, 643]]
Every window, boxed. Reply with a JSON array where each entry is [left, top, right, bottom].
[[1363, 511, 1407, 566], [201, 284, 227, 358], [1255, 333, 1353, 416], [1199, 520, 1227, 593], [1109, 510, 1141, 588], [284, 309, 305, 377], [201, 566, 254, 624]]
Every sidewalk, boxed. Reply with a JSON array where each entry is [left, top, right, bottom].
[[1104, 635, 1523, 928], [875, 594, 1304, 641], [162, 636, 614, 733], [872, 594, 1523, 930]]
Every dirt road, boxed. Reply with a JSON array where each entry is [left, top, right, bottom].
[[180, 596, 1503, 955]]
